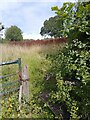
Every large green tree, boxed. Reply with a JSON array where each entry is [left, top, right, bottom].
[[40, 16, 62, 38], [5, 25, 23, 41], [52, 1, 90, 43], [41, 1, 90, 42]]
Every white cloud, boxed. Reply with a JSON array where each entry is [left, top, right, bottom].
[[0, 1, 22, 23], [0, 1, 20, 11], [58, 0, 77, 2], [19, 0, 73, 2], [23, 33, 44, 40], [0, 0, 77, 3]]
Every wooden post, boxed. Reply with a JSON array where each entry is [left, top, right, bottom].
[[19, 64, 29, 109], [19, 85, 22, 110], [21, 65, 30, 101]]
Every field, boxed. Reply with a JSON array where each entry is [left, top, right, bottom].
[[0, 38, 89, 119], [0, 40, 65, 118]]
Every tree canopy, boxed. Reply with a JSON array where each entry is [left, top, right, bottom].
[[40, 16, 62, 38], [40, 1, 90, 43], [52, 1, 90, 43], [5, 25, 23, 41]]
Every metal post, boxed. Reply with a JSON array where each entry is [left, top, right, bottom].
[[18, 58, 22, 110], [18, 58, 22, 72]]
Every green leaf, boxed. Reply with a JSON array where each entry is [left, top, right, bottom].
[[51, 6, 59, 11]]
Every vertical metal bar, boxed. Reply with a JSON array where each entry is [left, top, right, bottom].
[[18, 58, 22, 110], [18, 58, 22, 81], [18, 58, 22, 72]]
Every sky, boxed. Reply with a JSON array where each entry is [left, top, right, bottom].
[[0, 0, 77, 40]]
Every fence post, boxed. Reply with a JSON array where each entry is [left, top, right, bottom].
[[18, 58, 22, 72], [19, 63, 29, 109], [21, 65, 29, 101], [18, 58, 22, 110]]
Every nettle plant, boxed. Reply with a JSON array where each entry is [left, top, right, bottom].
[[48, 39, 90, 119]]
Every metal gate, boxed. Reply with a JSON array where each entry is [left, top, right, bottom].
[[0, 58, 29, 111]]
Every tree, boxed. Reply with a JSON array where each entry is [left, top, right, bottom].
[[41, 1, 90, 42], [52, 1, 90, 43], [40, 16, 62, 38], [5, 25, 23, 41], [44, 1, 90, 119]]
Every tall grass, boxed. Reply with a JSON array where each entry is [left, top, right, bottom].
[[1, 44, 47, 94], [0, 42, 65, 118]]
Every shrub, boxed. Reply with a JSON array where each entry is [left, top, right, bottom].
[[47, 39, 90, 119]]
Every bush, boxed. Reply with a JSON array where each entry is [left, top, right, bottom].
[[47, 39, 90, 119]]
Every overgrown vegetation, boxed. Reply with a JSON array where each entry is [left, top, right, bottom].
[[0, 1, 90, 119], [43, 1, 90, 119], [47, 40, 90, 119], [0, 43, 63, 118]]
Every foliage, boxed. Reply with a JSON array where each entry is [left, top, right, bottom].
[[40, 16, 62, 38], [40, 1, 90, 41], [40, 1, 90, 119], [52, 1, 90, 43], [1, 94, 32, 118], [47, 39, 90, 119], [5, 25, 23, 41]]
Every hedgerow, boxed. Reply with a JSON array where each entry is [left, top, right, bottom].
[[46, 39, 90, 119]]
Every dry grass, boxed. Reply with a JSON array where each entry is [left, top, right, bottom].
[[0, 43, 65, 80], [0, 43, 52, 91], [1, 44, 41, 61], [1, 43, 65, 64]]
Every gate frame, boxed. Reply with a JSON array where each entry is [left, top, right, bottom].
[[0, 58, 29, 110]]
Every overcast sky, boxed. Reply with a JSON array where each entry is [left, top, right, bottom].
[[0, 0, 77, 39]]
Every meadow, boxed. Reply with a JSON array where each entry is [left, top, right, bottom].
[[0, 41, 65, 118], [0, 38, 89, 119]]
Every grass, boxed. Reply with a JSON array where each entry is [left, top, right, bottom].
[[1, 44, 47, 95], [0, 42, 65, 118]]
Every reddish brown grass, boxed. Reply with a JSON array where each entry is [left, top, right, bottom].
[[9, 38, 67, 47]]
